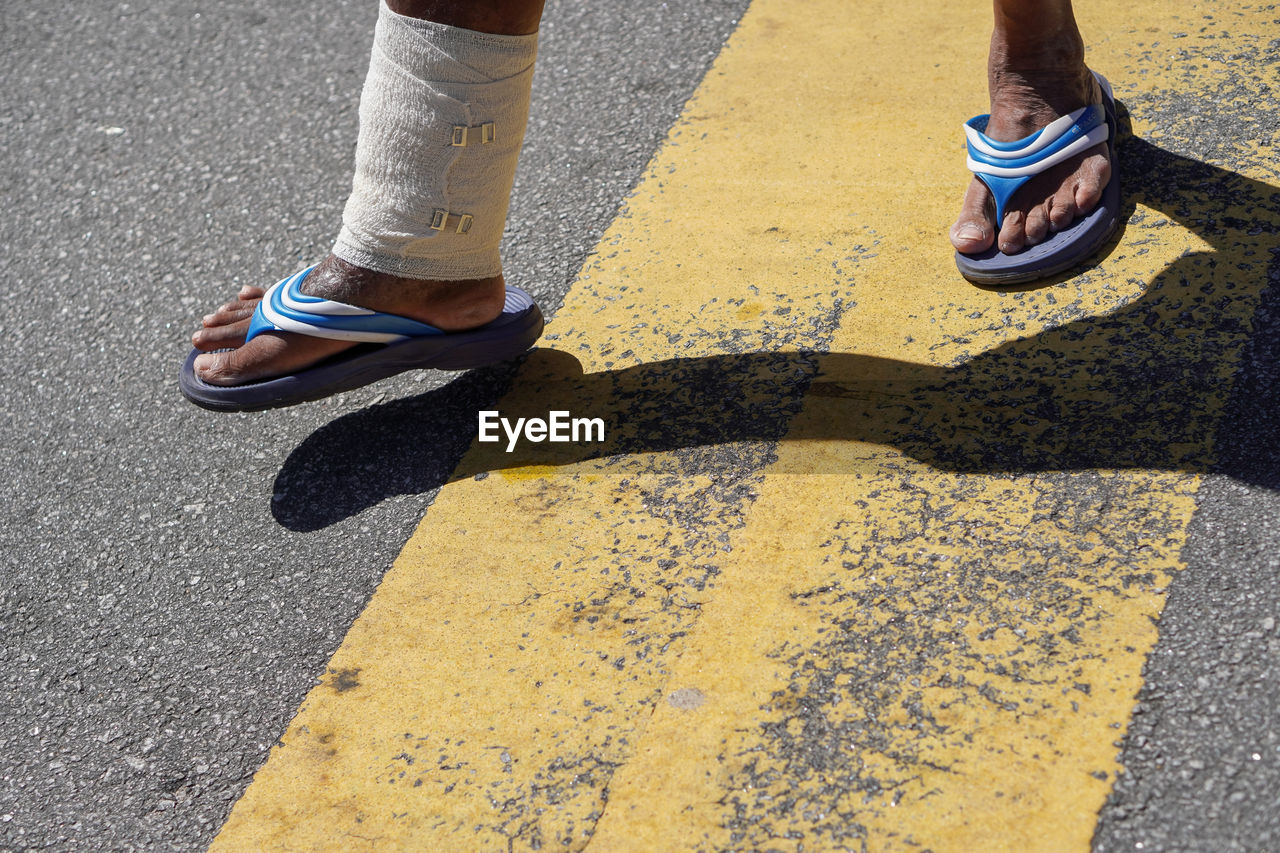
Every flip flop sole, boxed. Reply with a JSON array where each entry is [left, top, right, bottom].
[[955, 75, 1121, 286], [179, 287, 543, 412], [954, 174, 1120, 285]]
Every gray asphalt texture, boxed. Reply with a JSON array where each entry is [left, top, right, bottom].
[[2, 0, 1279, 851], [1095, 254, 1280, 848], [0, 0, 747, 848]]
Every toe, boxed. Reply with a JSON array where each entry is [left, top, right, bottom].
[[193, 331, 355, 386], [998, 209, 1028, 255], [1074, 178, 1102, 215], [238, 285, 265, 300], [192, 318, 251, 351], [1073, 146, 1111, 215], [192, 335, 280, 386], [1049, 186, 1078, 232], [950, 178, 996, 253], [202, 304, 255, 328], [192, 350, 238, 385], [1024, 202, 1051, 245]]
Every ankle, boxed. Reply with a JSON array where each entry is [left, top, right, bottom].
[[989, 19, 1086, 80], [302, 255, 507, 331], [991, 2, 1085, 59], [986, 38, 1094, 131]]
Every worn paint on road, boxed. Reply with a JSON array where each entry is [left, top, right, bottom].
[[212, 0, 1280, 850]]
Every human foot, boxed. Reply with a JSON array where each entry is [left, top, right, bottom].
[[190, 255, 507, 386], [950, 33, 1112, 256]]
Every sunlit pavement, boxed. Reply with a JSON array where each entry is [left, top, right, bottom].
[[3, 0, 1279, 850]]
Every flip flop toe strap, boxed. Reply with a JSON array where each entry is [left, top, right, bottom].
[[245, 267, 445, 344], [964, 103, 1110, 223]]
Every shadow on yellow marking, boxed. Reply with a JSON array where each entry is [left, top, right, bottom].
[[213, 0, 1280, 850]]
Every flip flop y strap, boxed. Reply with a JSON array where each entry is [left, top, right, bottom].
[[964, 103, 1110, 224], [245, 266, 445, 344]]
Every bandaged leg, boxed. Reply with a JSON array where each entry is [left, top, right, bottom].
[[333, 0, 538, 280]]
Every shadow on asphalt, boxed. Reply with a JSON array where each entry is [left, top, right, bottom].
[[272, 136, 1280, 532]]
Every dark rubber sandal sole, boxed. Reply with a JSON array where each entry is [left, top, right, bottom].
[[179, 287, 544, 413]]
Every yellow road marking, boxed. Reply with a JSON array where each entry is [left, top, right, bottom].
[[213, 0, 1280, 849]]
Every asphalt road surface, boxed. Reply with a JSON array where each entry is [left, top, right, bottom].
[[3, 0, 1279, 850]]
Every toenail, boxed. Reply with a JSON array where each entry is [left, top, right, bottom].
[[956, 224, 985, 241]]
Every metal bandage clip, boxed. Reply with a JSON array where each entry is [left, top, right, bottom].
[[430, 210, 474, 234], [450, 122, 497, 147]]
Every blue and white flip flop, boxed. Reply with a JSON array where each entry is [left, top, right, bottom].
[[955, 73, 1120, 285], [179, 266, 544, 412]]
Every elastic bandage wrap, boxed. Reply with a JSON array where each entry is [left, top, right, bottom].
[[333, 2, 537, 280]]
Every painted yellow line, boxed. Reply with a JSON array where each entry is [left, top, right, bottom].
[[586, 3, 1280, 849], [213, 0, 1280, 849]]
